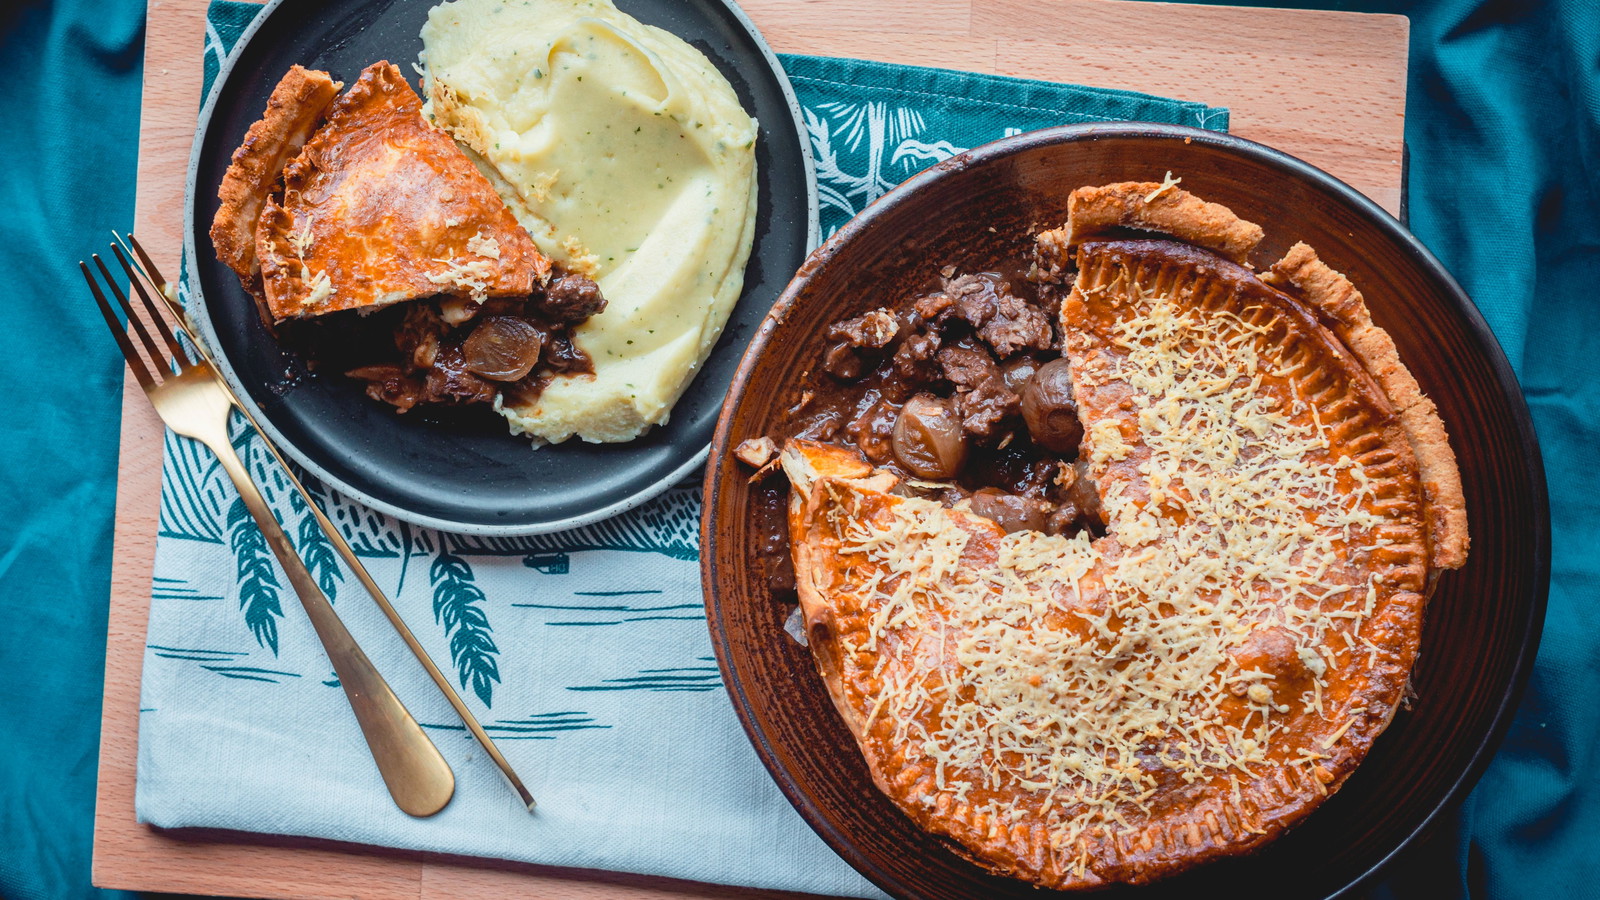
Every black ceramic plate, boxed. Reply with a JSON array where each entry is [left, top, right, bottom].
[[184, 0, 817, 534]]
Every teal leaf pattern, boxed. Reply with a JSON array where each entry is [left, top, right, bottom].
[[512, 589, 704, 627], [430, 550, 501, 707], [296, 513, 342, 601], [227, 496, 282, 655], [283, 468, 342, 601], [202, 665, 301, 684], [158, 429, 228, 544], [151, 576, 220, 602], [574, 656, 721, 693], [804, 101, 932, 230]]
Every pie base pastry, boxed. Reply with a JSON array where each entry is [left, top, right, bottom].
[[781, 183, 1466, 889], [1038, 179, 1265, 266]]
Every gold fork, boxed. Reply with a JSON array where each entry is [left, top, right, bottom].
[[114, 234, 537, 812], [83, 244, 455, 818]]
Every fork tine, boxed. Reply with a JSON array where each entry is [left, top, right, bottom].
[[92, 253, 167, 374], [112, 232, 156, 295], [112, 243, 188, 366], [119, 233, 169, 295], [112, 232, 152, 291], [81, 261, 157, 394], [121, 233, 195, 347]]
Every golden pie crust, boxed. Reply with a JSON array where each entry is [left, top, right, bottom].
[[255, 61, 548, 321], [1052, 181, 1467, 571], [211, 61, 549, 323], [210, 65, 342, 293], [1261, 243, 1469, 569], [781, 184, 1466, 889], [1038, 179, 1265, 265]]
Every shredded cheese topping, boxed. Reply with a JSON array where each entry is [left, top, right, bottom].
[[427, 255, 497, 300], [1143, 171, 1182, 203], [558, 234, 600, 276], [808, 260, 1413, 872], [465, 232, 501, 259], [289, 216, 315, 258], [299, 265, 334, 307]]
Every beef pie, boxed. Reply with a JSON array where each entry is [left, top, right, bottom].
[[774, 183, 1467, 888]]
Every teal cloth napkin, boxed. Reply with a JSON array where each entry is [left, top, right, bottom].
[[778, 54, 1227, 238], [127, 3, 1227, 896]]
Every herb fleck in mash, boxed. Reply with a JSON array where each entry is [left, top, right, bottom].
[[421, 0, 759, 443]]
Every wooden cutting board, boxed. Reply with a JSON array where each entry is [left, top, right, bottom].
[[95, 0, 1408, 896]]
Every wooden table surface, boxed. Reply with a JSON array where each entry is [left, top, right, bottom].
[[95, 0, 1409, 896]]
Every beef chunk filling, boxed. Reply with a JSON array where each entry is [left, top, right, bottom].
[[422, 343, 499, 405], [822, 308, 900, 380], [786, 265, 1096, 540], [936, 338, 999, 389], [981, 293, 1054, 357], [540, 328, 590, 374], [955, 373, 1020, 440], [335, 263, 605, 414], [914, 272, 1051, 355], [847, 394, 899, 465], [539, 273, 607, 322], [917, 272, 1007, 328], [344, 364, 424, 412], [397, 303, 447, 369], [893, 330, 942, 383]]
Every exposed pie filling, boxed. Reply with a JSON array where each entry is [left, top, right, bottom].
[[750, 183, 1468, 889], [286, 269, 604, 413]]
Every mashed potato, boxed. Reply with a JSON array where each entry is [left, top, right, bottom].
[[420, 0, 759, 443]]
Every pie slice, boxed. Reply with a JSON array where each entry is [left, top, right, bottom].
[[210, 64, 343, 293], [782, 186, 1464, 888], [252, 61, 549, 321]]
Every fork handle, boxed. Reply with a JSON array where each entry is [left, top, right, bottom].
[[209, 437, 456, 817]]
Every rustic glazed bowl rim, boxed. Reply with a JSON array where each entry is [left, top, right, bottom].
[[703, 121, 1549, 898]]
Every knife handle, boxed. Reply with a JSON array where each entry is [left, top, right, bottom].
[[208, 430, 456, 817]]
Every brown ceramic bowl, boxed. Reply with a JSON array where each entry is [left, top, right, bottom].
[[700, 123, 1548, 899]]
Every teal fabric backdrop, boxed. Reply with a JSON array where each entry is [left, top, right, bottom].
[[0, 2, 142, 899], [2, 0, 1593, 897]]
